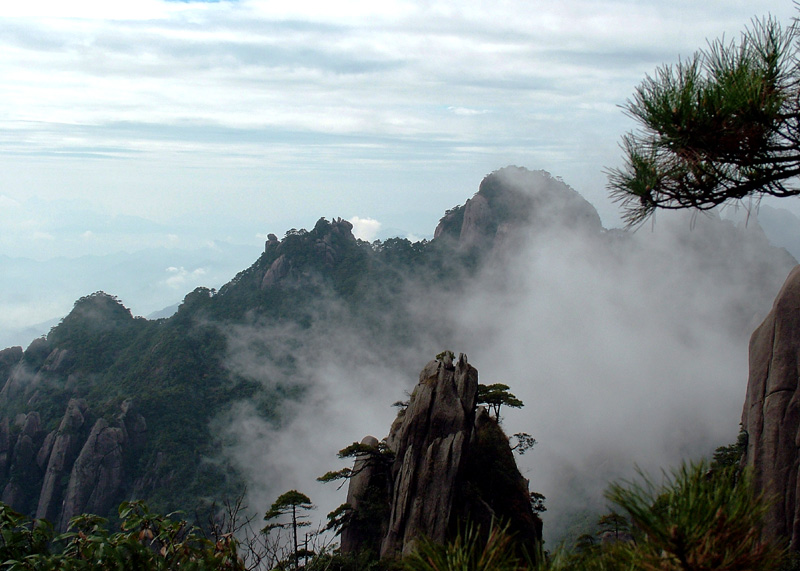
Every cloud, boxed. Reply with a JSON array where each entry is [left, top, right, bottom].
[[164, 266, 208, 289], [349, 215, 381, 241], [216, 196, 794, 546], [447, 106, 490, 116], [0, 0, 795, 261]]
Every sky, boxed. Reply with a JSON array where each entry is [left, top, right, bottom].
[[2, 0, 800, 337]]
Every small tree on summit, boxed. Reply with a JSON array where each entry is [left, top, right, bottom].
[[263, 490, 314, 569], [476, 383, 523, 422]]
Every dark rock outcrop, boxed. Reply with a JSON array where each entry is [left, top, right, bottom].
[[58, 418, 126, 530], [35, 399, 89, 523], [743, 265, 800, 548], [2, 412, 44, 512], [341, 354, 542, 561], [339, 435, 382, 553], [260, 217, 356, 290], [0, 390, 144, 529]]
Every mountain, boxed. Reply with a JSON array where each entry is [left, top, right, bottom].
[[0, 166, 795, 545]]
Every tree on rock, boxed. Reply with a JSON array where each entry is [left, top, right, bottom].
[[263, 490, 314, 569], [476, 383, 523, 422], [607, 15, 800, 225]]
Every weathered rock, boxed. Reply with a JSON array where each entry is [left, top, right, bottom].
[[118, 399, 147, 451], [36, 430, 56, 471], [381, 354, 478, 557], [459, 407, 543, 548], [339, 435, 381, 553], [261, 254, 290, 288], [58, 418, 125, 530], [35, 399, 89, 523], [743, 265, 800, 548], [341, 355, 542, 561], [0, 364, 33, 405]]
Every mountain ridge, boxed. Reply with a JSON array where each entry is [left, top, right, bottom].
[[0, 166, 795, 546]]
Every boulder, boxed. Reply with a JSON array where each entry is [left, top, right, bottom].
[[261, 254, 290, 288]]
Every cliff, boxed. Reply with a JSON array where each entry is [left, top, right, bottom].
[[743, 265, 800, 548]]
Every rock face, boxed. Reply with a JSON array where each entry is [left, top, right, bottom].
[[743, 265, 800, 548], [35, 399, 90, 523], [381, 354, 479, 556], [340, 354, 542, 561], [0, 388, 145, 529], [434, 166, 602, 251], [260, 217, 356, 290], [58, 418, 126, 530]]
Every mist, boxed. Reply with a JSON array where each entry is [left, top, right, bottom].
[[213, 179, 795, 547]]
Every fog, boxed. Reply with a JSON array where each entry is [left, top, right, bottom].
[[214, 178, 795, 547]]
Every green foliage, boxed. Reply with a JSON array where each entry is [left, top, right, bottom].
[[263, 490, 314, 529], [263, 490, 315, 570], [0, 500, 243, 570], [318, 441, 395, 488], [304, 548, 403, 571], [403, 523, 527, 571], [604, 461, 782, 570], [435, 350, 454, 362], [529, 492, 546, 515], [325, 503, 353, 534], [476, 383, 523, 421], [607, 15, 800, 225], [596, 512, 630, 540], [544, 462, 785, 570], [0, 211, 495, 527], [711, 427, 748, 470]]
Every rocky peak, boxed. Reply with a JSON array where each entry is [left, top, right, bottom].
[[381, 353, 478, 556], [340, 354, 542, 561], [434, 166, 602, 250], [260, 217, 358, 290]]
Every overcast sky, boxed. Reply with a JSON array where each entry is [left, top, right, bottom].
[[2, 0, 798, 263]]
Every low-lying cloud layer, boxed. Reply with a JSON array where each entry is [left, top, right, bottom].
[[217, 180, 795, 545]]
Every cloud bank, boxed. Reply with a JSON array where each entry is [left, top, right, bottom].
[[216, 181, 795, 546]]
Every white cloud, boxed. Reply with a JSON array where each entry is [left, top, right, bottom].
[[447, 106, 490, 116], [350, 215, 382, 241], [164, 266, 208, 289]]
